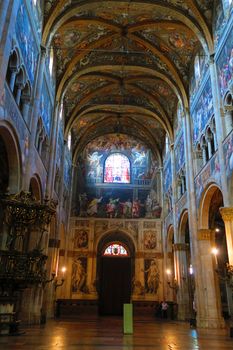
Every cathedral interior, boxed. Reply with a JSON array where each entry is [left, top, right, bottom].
[[1, 0, 233, 344]]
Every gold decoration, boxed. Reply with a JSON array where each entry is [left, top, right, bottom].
[[219, 207, 233, 221], [173, 243, 189, 251], [197, 229, 213, 241]]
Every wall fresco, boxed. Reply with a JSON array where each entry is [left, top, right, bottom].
[[71, 257, 88, 293], [16, 0, 39, 83], [189, 49, 208, 105], [29, 0, 43, 38], [191, 77, 214, 143], [223, 130, 233, 180], [174, 132, 185, 173], [194, 153, 221, 206], [64, 145, 72, 189], [217, 25, 233, 97], [40, 79, 52, 136], [73, 134, 161, 218], [164, 157, 172, 193]]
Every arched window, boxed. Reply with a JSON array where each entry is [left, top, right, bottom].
[[104, 153, 130, 183], [103, 243, 129, 256]]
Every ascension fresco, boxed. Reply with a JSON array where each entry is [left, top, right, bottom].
[[74, 133, 161, 219]]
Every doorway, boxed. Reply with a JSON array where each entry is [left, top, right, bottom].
[[99, 256, 132, 315]]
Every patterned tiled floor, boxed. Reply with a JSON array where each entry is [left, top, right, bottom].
[[0, 317, 232, 349]]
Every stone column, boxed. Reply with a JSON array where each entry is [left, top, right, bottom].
[[219, 207, 233, 265], [45, 101, 60, 198], [224, 109, 233, 136], [201, 143, 207, 163], [86, 220, 97, 299], [196, 229, 225, 328], [206, 135, 213, 159], [23, 45, 47, 189], [173, 243, 190, 320], [209, 55, 229, 205], [182, 109, 206, 327]]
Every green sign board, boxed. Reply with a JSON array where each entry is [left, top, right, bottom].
[[123, 303, 133, 334]]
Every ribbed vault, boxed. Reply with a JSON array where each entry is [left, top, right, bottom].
[[43, 0, 214, 158]]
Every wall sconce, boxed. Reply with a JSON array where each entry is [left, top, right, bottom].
[[166, 269, 178, 292], [42, 272, 56, 287], [211, 247, 219, 266], [54, 267, 66, 290]]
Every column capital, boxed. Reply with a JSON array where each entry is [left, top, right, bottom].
[[173, 243, 189, 251], [197, 229, 213, 241], [219, 207, 233, 221]]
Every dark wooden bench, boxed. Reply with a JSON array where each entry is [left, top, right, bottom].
[[0, 312, 22, 335]]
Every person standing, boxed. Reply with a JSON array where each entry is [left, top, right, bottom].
[[161, 301, 168, 319]]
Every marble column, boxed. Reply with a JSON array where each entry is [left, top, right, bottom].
[[209, 55, 229, 205], [45, 101, 60, 198], [173, 243, 190, 320], [196, 229, 225, 328], [223, 109, 233, 136], [23, 45, 47, 189], [219, 207, 233, 265], [182, 109, 207, 327]]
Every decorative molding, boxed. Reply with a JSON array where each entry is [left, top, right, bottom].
[[197, 229, 213, 241], [173, 243, 189, 251], [219, 207, 233, 221]]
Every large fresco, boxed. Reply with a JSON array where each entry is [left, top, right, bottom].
[[83, 134, 157, 185], [194, 153, 221, 206], [191, 77, 214, 143], [40, 79, 53, 136], [223, 130, 233, 180], [217, 25, 233, 97], [29, 0, 43, 39], [163, 157, 172, 193], [64, 145, 72, 189], [174, 132, 185, 174], [16, 0, 39, 83], [74, 134, 161, 219], [189, 49, 208, 105]]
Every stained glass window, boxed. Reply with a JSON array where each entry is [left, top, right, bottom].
[[104, 153, 130, 183], [103, 243, 128, 256]]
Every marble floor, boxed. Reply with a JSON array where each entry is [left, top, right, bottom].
[[0, 317, 232, 350]]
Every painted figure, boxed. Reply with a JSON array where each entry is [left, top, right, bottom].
[[145, 259, 160, 294]]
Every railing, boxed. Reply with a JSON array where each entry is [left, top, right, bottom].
[[0, 250, 47, 285]]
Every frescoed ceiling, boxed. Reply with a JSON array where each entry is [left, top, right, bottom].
[[42, 0, 214, 158]]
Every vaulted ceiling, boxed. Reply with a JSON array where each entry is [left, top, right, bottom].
[[42, 0, 214, 158]]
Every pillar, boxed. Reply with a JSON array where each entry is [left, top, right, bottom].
[[219, 207, 233, 265], [209, 55, 229, 205], [224, 109, 233, 136], [182, 109, 207, 327], [173, 243, 190, 320], [45, 101, 60, 198], [196, 229, 225, 328], [23, 45, 47, 189]]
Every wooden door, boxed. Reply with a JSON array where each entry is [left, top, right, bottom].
[[99, 257, 131, 315]]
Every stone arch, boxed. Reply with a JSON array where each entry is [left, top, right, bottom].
[[96, 229, 135, 315], [96, 229, 136, 256], [167, 225, 174, 253], [29, 174, 42, 201], [0, 121, 21, 193], [198, 182, 223, 229], [178, 210, 189, 243]]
